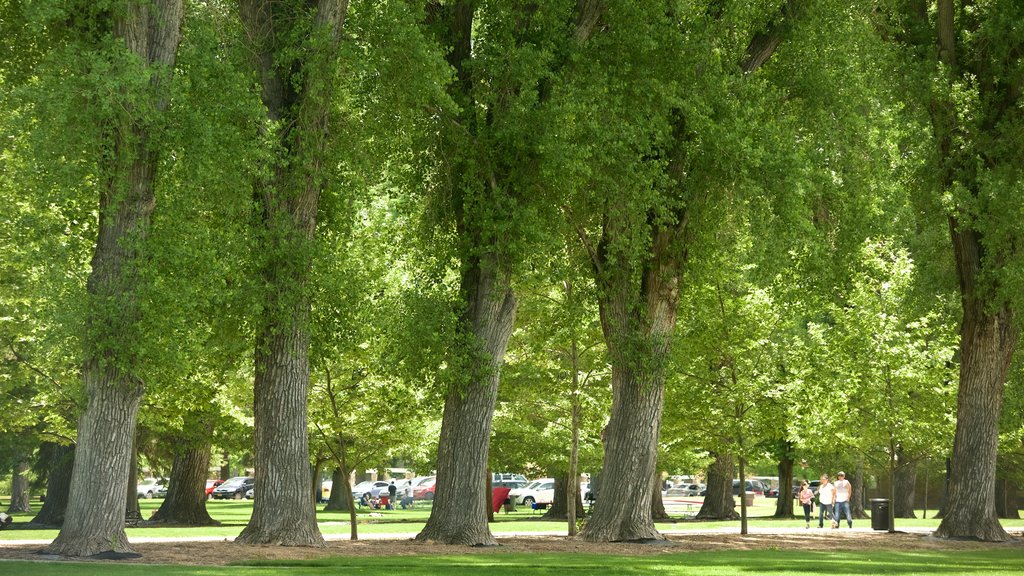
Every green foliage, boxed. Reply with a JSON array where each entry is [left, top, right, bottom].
[[793, 239, 958, 470]]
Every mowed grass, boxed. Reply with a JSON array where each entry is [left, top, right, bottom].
[[1, 550, 1023, 575], [2, 497, 1023, 541]]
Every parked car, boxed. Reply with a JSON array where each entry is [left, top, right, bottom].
[[414, 479, 436, 500], [205, 479, 224, 498], [677, 483, 706, 497], [492, 472, 529, 490], [137, 478, 166, 499], [731, 479, 766, 496], [211, 476, 254, 499], [351, 480, 391, 500], [408, 476, 434, 497], [509, 478, 555, 506], [245, 487, 254, 499]]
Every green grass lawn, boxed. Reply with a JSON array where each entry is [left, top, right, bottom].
[[2, 497, 1022, 541], [1, 550, 1022, 575]]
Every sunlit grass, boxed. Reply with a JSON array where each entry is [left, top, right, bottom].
[[1, 550, 1023, 575], [2, 497, 1022, 542]]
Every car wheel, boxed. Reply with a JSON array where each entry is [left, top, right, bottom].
[[523, 496, 535, 506], [145, 491, 154, 499], [424, 491, 434, 501], [233, 491, 243, 500]]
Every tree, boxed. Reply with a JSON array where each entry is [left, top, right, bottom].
[[886, 0, 1024, 541], [26, 0, 186, 556], [414, 0, 601, 546], [559, 2, 802, 542], [234, 0, 349, 547]]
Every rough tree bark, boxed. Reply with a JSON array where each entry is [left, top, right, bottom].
[[852, 462, 869, 520], [542, 473, 586, 521], [772, 449, 794, 518], [914, 0, 1019, 545], [576, 0, 792, 542], [31, 443, 74, 527], [416, 254, 516, 546], [234, 0, 349, 548], [416, 0, 600, 546], [7, 462, 31, 513], [893, 457, 918, 518], [651, 472, 669, 521], [577, 220, 678, 542], [697, 453, 739, 520], [45, 1, 184, 556], [150, 444, 217, 525], [324, 468, 351, 512], [995, 479, 1020, 520]]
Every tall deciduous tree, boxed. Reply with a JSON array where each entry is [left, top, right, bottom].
[[889, 0, 1024, 541], [560, 2, 798, 542], [39, 0, 184, 556], [414, 0, 601, 546], [235, 0, 349, 547]]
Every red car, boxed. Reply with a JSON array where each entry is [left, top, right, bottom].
[[205, 479, 224, 498]]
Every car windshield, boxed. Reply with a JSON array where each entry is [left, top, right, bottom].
[[221, 478, 246, 488]]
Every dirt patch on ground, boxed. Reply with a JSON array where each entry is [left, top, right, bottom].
[[1, 531, 1022, 566]]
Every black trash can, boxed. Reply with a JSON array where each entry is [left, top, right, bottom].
[[870, 498, 891, 531]]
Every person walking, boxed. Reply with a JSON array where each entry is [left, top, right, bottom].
[[798, 481, 815, 528], [817, 474, 836, 529], [833, 471, 853, 528]]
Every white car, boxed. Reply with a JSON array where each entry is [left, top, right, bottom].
[[351, 480, 390, 500], [136, 478, 166, 499], [509, 478, 555, 507]]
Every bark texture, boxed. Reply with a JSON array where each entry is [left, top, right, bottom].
[[150, 444, 217, 525], [893, 459, 918, 518], [8, 462, 32, 513], [416, 0, 600, 546], [324, 468, 351, 512], [235, 0, 349, 548], [697, 453, 739, 520], [31, 443, 75, 527], [995, 480, 1020, 520], [575, 192, 685, 543], [918, 0, 1019, 544], [46, 2, 183, 556], [651, 473, 669, 521], [417, 255, 516, 546], [772, 451, 794, 518]]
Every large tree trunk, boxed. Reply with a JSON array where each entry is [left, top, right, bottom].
[[324, 468, 351, 512], [852, 462, 869, 519], [697, 452, 739, 520], [150, 444, 217, 525], [32, 443, 74, 526], [651, 472, 669, 521], [578, 219, 680, 543], [541, 473, 586, 521], [417, 256, 516, 546], [8, 462, 31, 513], [44, 0, 183, 557], [125, 435, 140, 519], [234, 0, 348, 548], [893, 457, 918, 518], [933, 300, 1014, 541], [772, 450, 794, 518], [995, 479, 1020, 520], [927, 0, 1015, 544]]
